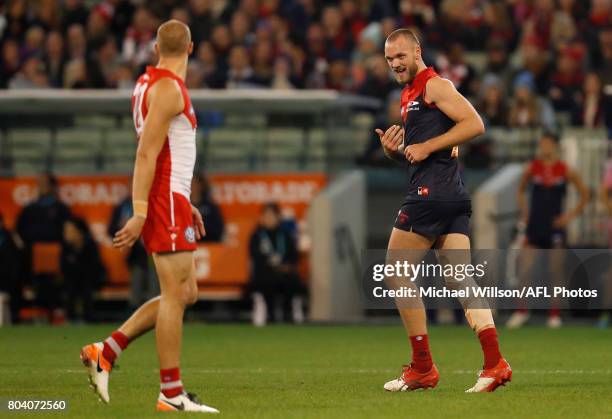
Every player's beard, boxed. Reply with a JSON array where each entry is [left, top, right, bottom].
[[406, 62, 419, 83], [398, 61, 419, 85]]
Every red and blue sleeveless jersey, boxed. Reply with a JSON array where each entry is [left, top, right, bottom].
[[401, 67, 469, 201], [527, 159, 568, 228]]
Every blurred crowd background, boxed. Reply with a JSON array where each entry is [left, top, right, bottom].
[[1, 0, 611, 133]]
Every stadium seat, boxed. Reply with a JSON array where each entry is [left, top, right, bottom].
[[8, 128, 52, 149], [7, 129, 53, 174], [73, 115, 117, 129], [101, 129, 137, 173], [206, 128, 258, 171], [265, 128, 304, 155]]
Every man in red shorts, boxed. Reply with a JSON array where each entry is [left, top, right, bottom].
[[79, 19, 218, 413]]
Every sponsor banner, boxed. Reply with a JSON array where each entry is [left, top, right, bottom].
[[362, 249, 612, 309], [0, 173, 327, 285]]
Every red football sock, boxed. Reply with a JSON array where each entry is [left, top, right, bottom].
[[102, 331, 129, 364], [160, 367, 183, 398], [549, 308, 560, 317], [410, 334, 433, 373], [478, 327, 502, 370]]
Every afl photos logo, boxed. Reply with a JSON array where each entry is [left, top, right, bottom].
[[184, 226, 196, 243]]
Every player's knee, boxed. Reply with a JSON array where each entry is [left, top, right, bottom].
[[184, 286, 198, 306]]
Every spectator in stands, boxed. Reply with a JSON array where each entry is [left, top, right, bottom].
[[515, 35, 552, 96], [194, 41, 225, 88], [482, 1, 516, 49], [435, 42, 477, 96], [251, 40, 274, 87], [86, 5, 112, 50], [8, 55, 49, 89], [22, 26, 46, 58], [62, 58, 87, 88], [44, 31, 67, 88], [249, 203, 304, 326], [121, 7, 156, 69], [66, 24, 87, 59], [61, 217, 105, 323], [16, 174, 71, 323], [0, 212, 23, 323], [572, 72, 605, 128], [548, 45, 585, 113], [0, 40, 21, 89], [210, 24, 232, 71], [398, 0, 436, 35], [477, 77, 509, 127], [108, 184, 154, 309], [270, 56, 297, 90], [62, 0, 89, 31], [358, 55, 396, 103], [226, 45, 256, 88], [191, 174, 225, 243], [481, 40, 514, 92], [508, 72, 556, 131], [230, 10, 254, 46], [16, 174, 70, 245], [190, 0, 215, 47], [326, 53, 353, 91]]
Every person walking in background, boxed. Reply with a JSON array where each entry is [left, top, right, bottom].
[[61, 217, 105, 323], [248, 203, 304, 326], [507, 132, 590, 329]]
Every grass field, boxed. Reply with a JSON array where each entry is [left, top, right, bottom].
[[0, 324, 611, 418]]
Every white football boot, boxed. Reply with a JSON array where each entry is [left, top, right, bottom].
[[156, 391, 219, 413], [80, 342, 111, 403]]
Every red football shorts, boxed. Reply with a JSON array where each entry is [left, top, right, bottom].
[[141, 191, 197, 254]]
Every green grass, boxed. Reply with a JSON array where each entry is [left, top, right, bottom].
[[0, 324, 610, 418]]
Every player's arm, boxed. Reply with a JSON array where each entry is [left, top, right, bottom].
[[554, 168, 590, 228], [517, 164, 532, 224], [404, 77, 485, 163], [375, 125, 405, 162], [113, 79, 183, 250]]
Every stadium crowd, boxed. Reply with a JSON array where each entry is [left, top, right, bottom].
[[1, 0, 611, 132]]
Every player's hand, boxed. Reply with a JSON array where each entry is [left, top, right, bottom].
[[191, 204, 206, 240], [553, 213, 572, 229], [113, 216, 146, 250], [404, 141, 432, 164], [376, 125, 404, 154]]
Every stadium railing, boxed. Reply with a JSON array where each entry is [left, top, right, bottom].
[[0, 89, 381, 175]]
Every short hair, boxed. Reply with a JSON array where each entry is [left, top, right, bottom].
[[261, 202, 281, 216], [157, 19, 191, 56], [541, 131, 560, 144], [386, 29, 420, 46]]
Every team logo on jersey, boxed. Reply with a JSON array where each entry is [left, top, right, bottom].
[[168, 226, 179, 242], [417, 186, 429, 196], [408, 100, 420, 111], [184, 226, 196, 243]]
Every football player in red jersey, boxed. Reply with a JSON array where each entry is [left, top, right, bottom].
[[507, 132, 589, 329], [80, 20, 218, 413], [377, 29, 511, 393]]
